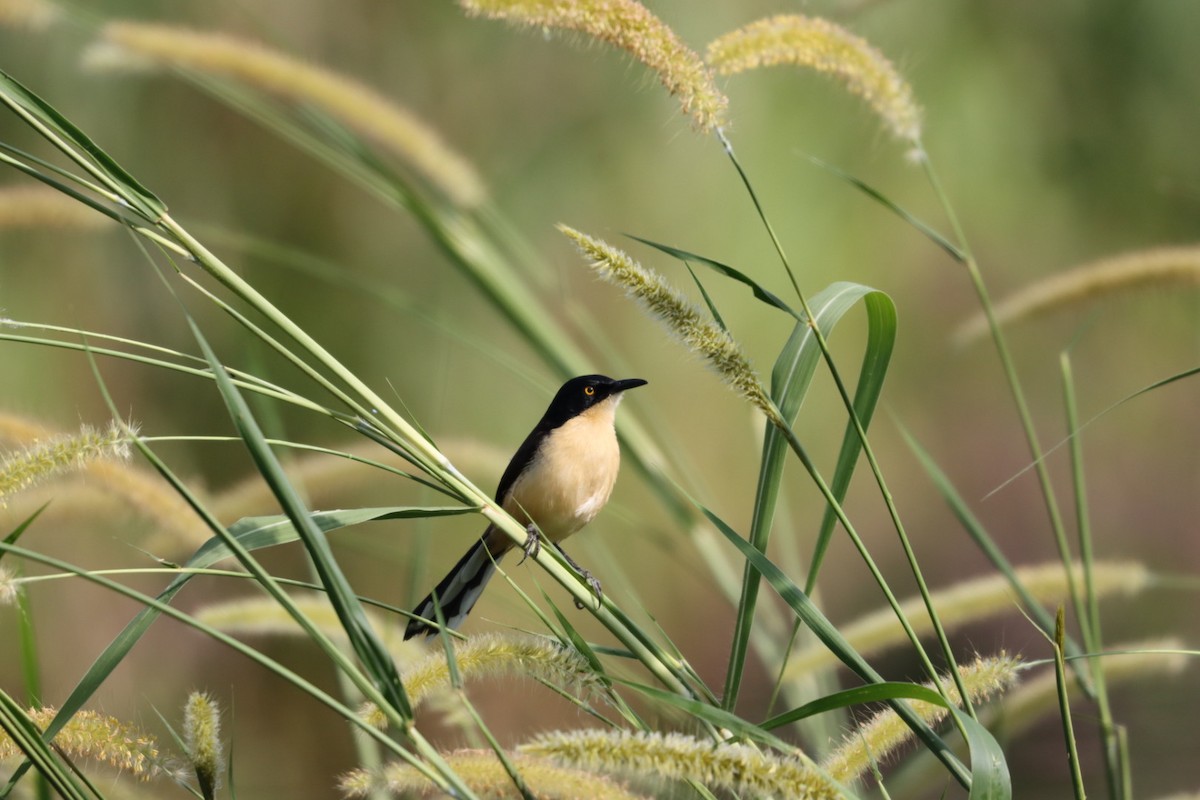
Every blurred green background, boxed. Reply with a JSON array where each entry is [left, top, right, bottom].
[[1, 1, 1198, 797]]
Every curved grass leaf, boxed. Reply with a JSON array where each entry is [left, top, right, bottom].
[[725, 282, 896, 709], [806, 288, 897, 591]]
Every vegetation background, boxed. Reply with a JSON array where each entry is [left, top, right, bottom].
[[1, 0, 1197, 797]]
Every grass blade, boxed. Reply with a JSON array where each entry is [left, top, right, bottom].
[[724, 282, 896, 710], [627, 234, 802, 319], [188, 316, 412, 718], [0, 69, 165, 221]]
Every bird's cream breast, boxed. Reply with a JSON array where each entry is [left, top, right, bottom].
[[503, 397, 621, 542]]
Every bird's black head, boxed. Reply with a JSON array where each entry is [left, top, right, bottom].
[[539, 374, 648, 429]]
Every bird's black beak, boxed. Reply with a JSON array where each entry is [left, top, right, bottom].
[[611, 378, 648, 393]]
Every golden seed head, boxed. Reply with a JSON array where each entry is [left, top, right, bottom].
[[0, 0, 60, 30], [342, 750, 651, 799], [0, 185, 110, 230], [184, 692, 223, 797], [0, 566, 17, 606], [954, 245, 1200, 346], [0, 421, 132, 506], [521, 729, 836, 799], [460, 0, 728, 132], [559, 224, 777, 423], [707, 14, 921, 148], [1, 708, 159, 778]]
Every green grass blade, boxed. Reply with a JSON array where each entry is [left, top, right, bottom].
[[724, 282, 895, 710], [0, 69, 165, 221], [189, 317, 412, 718], [1061, 352, 1122, 799], [15, 579, 42, 708], [987, 363, 1200, 499], [627, 234, 801, 319], [760, 680, 1012, 800], [1, 504, 47, 564], [804, 155, 964, 263], [805, 288, 897, 592], [1052, 608, 1087, 800]]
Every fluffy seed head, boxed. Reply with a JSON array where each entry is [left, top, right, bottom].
[[521, 728, 837, 799], [0, 707, 159, 778], [184, 692, 223, 798], [0, 422, 132, 506], [954, 245, 1200, 346], [559, 225, 778, 424], [340, 749, 650, 799], [460, 0, 728, 132], [707, 14, 921, 149]]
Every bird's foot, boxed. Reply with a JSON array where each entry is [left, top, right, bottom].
[[518, 526, 541, 564], [572, 567, 603, 610], [555, 543, 602, 610]]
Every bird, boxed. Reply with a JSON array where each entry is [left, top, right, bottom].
[[404, 374, 647, 639]]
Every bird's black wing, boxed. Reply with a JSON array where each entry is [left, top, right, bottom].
[[493, 423, 549, 503]]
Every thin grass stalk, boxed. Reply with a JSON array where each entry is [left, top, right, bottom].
[[1053, 608, 1088, 800], [0, 329, 330, 415], [716, 131, 972, 719], [919, 155, 1085, 663], [1062, 351, 1123, 800], [455, 695, 536, 800]]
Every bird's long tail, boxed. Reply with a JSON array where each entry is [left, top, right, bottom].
[[404, 532, 504, 639]]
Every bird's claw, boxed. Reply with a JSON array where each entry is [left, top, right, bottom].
[[573, 568, 603, 610], [518, 527, 541, 564]]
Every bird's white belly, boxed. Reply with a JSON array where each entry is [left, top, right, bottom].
[[503, 410, 620, 542]]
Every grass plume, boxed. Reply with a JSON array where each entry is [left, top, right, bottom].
[[459, 0, 728, 132], [86, 21, 485, 208], [559, 224, 777, 423], [0, 421, 131, 506], [0, 707, 159, 778], [707, 14, 921, 150], [521, 729, 837, 799], [340, 749, 650, 799], [783, 560, 1149, 681], [183, 692, 222, 799], [359, 633, 602, 728], [955, 245, 1200, 345], [820, 652, 1020, 784]]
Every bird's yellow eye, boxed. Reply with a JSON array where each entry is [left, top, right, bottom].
[[584, 386, 595, 396]]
